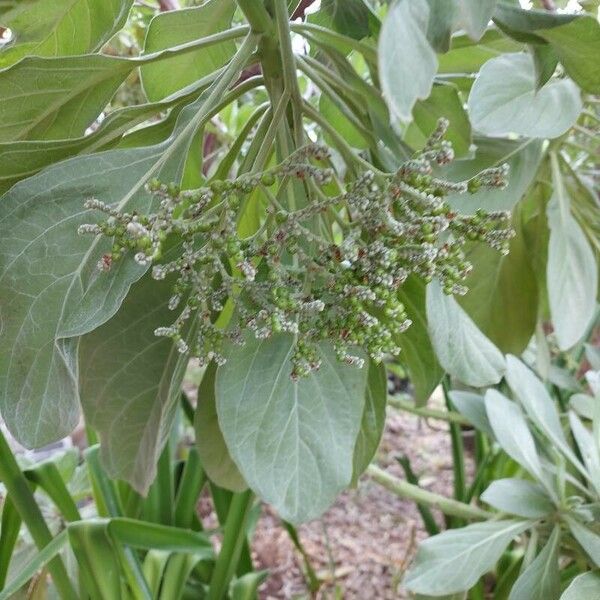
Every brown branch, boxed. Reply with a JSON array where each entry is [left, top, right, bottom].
[[540, 0, 557, 10], [158, 0, 180, 11], [291, 0, 317, 20]]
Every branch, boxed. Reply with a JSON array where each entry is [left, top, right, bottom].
[[291, 0, 317, 20], [158, 0, 180, 11], [540, 0, 556, 10]]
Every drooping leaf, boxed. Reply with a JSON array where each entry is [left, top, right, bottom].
[[493, 3, 600, 93], [448, 391, 493, 437], [565, 517, 600, 567], [316, 0, 380, 40], [481, 479, 554, 518], [485, 389, 544, 481], [351, 361, 387, 484], [509, 526, 560, 600], [0, 41, 253, 448], [405, 520, 532, 596], [395, 276, 443, 405], [215, 333, 368, 523], [426, 280, 505, 387], [456, 0, 497, 41], [530, 44, 559, 90], [0, 32, 239, 141], [560, 572, 600, 600], [468, 53, 582, 138], [0, 0, 132, 67], [459, 207, 538, 354], [546, 167, 597, 350], [79, 273, 191, 494], [194, 363, 247, 493], [379, 0, 437, 123], [425, 0, 457, 53], [141, 0, 236, 101], [0, 76, 210, 192], [505, 356, 583, 473]]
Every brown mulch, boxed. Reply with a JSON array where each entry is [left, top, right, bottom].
[[251, 402, 463, 599]]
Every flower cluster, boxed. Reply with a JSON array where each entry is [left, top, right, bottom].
[[79, 119, 512, 379]]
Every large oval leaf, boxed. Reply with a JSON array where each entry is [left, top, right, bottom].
[[215, 333, 368, 523], [379, 0, 437, 123], [426, 280, 505, 387], [468, 52, 582, 138], [194, 363, 247, 493], [79, 273, 192, 494], [141, 0, 236, 101], [0, 0, 133, 67]]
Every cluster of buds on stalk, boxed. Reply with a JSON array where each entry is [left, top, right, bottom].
[[79, 119, 513, 379]]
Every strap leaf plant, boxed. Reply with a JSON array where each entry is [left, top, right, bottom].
[[0, 0, 599, 596]]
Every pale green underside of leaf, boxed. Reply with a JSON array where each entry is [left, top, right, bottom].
[[215, 333, 368, 524], [405, 519, 532, 595], [426, 279, 505, 387], [485, 389, 544, 481], [79, 273, 191, 494], [481, 478, 554, 518], [509, 526, 560, 600], [448, 390, 493, 437], [468, 52, 582, 138], [560, 572, 600, 600], [195, 363, 247, 493], [546, 189, 598, 350], [0, 91, 211, 448], [351, 361, 387, 484], [0, 0, 132, 67], [141, 0, 236, 101], [379, 0, 437, 123]]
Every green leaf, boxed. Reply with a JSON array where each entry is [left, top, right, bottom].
[[493, 4, 600, 93], [509, 526, 560, 600], [456, 0, 497, 41], [425, 0, 457, 53], [215, 333, 368, 524], [194, 363, 247, 493], [481, 479, 554, 518], [560, 572, 600, 600], [468, 52, 582, 138], [230, 571, 269, 600], [426, 279, 505, 387], [141, 0, 236, 101], [405, 520, 532, 595], [505, 356, 583, 473], [379, 0, 437, 123], [319, 92, 368, 150], [448, 391, 493, 437], [395, 276, 443, 405], [0, 0, 132, 67], [408, 84, 472, 159], [79, 273, 191, 494], [351, 361, 387, 483], [0, 29, 244, 141], [565, 517, 600, 567], [531, 44, 559, 90], [546, 169, 598, 350], [459, 207, 538, 354], [0, 74, 211, 192], [444, 138, 543, 214], [484, 389, 544, 482], [317, 0, 379, 40], [0, 40, 254, 449]]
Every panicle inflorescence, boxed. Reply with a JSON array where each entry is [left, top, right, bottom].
[[78, 119, 512, 379]]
